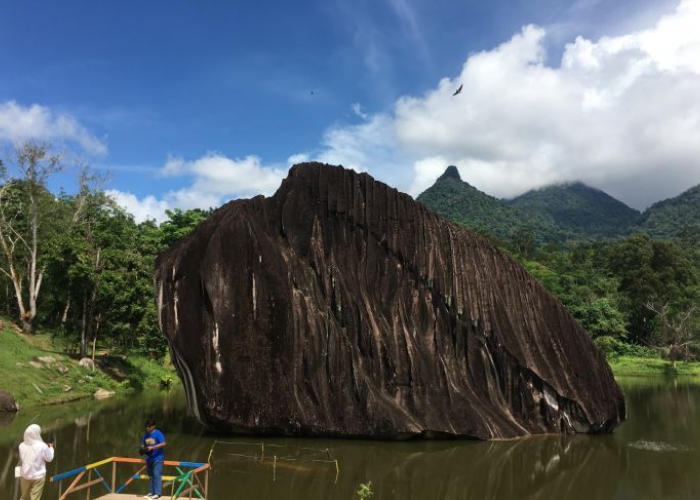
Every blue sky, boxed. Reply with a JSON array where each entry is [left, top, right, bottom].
[[1, 0, 698, 221]]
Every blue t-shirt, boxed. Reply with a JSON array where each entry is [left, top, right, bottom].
[[142, 429, 165, 463]]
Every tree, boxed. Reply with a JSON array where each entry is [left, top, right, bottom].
[[158, 208, 211, 249], [645, 302, 699, 362], [570, 298, 627, 338], [511, 229, 535, 258], [609, 234, 700, 345], [0, 142, 62, 333]]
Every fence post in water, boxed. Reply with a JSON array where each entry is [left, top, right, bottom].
[[273, 455, 277, 482], [205, 469, 209, 499]]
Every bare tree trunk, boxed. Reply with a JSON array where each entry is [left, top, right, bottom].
[[84, 248, 101, 361], [91, 335, 97, 373], [61, 298, 70, 324], [80, 296, 88, 358], [24, 185, 40, 334]]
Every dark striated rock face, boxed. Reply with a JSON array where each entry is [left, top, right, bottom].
[[0, 390, 18, 412], [155, 163, 625, 439]]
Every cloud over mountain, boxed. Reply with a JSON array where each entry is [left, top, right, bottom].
[[317, 0, 700, 209]]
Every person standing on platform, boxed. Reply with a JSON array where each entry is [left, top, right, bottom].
[[141, 417, 166, 499], [18, 424, 54, 500]]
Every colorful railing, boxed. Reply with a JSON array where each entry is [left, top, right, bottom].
[[50, 457, 209, 499]]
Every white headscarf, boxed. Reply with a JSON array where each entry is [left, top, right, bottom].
[[23, 424, 43, 446]]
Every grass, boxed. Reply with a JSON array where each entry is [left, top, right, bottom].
[[0, 318, 176, 408], [609, 355, 700, 377]]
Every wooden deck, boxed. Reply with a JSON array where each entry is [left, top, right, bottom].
[[94, 495, 197, 499], [94, 496, 149, 499]]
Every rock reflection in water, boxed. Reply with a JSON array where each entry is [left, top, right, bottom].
[[221, 436, 625, 500], [0, 411, 16, 428]]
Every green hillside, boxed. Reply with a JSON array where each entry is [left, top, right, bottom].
[[416, 166, 552, 241], [506, 182, 642, 240], [0, 319, 175, 407], [636, 184, 700, 243]]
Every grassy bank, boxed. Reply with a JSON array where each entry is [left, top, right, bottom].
[[0, 319, 176, 407], [609, 355, 700, 377]]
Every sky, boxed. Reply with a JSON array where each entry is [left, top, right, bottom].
[[1, 0, 699, 222]]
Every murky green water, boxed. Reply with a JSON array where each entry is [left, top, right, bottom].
[[1, 377, 698, 499]]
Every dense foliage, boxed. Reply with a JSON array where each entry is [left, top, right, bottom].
[[635, 184, 700, 243], [515, 237, 700, 358], [0, 143, 211, 359]]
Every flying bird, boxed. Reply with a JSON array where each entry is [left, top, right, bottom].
[[452, 84, 463, 96]]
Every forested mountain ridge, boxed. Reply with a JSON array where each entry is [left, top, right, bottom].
[[636, 184, 700, 244], [415, 166, 553, 241], [506, 182, 642, 240], [418, 166, 698, 244]]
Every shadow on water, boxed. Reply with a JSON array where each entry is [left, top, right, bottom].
[[0, 378, 698, 499]]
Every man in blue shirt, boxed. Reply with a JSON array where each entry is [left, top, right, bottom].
[[141, 418, 166, 499]]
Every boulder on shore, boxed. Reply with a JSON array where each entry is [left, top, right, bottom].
[[93, 388, 115, 400], [155, 162, 626, 439], [79, 358, 95, 370], [0, 390, 18, 412]]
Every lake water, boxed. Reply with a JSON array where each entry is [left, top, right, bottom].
[[0, 377, 698, 499]]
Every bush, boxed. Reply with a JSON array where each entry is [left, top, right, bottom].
[[594, 336, 624, 360], [594, 336, 657, 360]]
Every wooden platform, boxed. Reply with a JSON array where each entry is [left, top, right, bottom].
[[94, 496, 151, 499], [95, 495, 196, 499]]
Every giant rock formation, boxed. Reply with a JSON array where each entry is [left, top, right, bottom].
[[155, 163, 625, 439]]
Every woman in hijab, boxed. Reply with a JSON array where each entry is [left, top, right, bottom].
[[18, 424, 54, 500]]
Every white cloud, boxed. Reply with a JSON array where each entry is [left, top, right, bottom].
[[287, 153, 309, 165], [351, 103, 369, 120], [0, 101, 107, 155], [109, 153, 289, 223], [314, 0, 700, 209], [166, 154, 287, 199], [106, 190, 171, 224]]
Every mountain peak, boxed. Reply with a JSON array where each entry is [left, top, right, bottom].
[[437, 165, 461, 182]]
